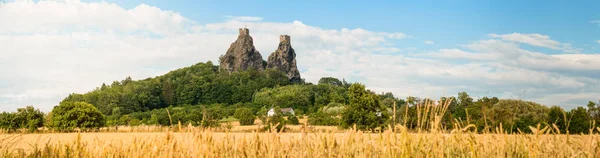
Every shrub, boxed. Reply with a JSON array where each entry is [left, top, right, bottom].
[[0, 112, 18, 131], [200, 107, 223, 128], [264, 107, 286, 132], [264, 114, 286, 132], [14, 106, 45, 132], [50, 101, 106, 131], [288, 116, 300, 125], [308, 111, 340, 126], [233, 108, 255, 125]]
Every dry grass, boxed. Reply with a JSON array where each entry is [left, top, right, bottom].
[[1, 125, 599, 157], [2, 101, 600, 157]]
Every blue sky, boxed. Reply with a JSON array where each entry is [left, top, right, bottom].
[[95, 0, 600, 51], [1, 0, 599, 112]]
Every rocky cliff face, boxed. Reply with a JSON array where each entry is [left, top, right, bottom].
[[267, 35, 301, 82], [219, 28, 265, 73]]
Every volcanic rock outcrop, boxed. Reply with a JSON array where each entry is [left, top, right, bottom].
[[267, 35, 301, 82], [219, 28, 265, 73], [219, 28, 301, 82]]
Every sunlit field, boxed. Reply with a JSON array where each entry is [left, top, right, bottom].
[[2, 101, 600, 157], [2, 122, 599, 157]]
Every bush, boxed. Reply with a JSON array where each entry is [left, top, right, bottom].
[[200, 107, 224, 128], [233, 108, 255, 125], [0, 112, 18, 131], [308, 111, 340, 126], [50, 101, 106, 131], [0, 106, 45, 132], [288, 116, 300, 125], [14, 106, 45, 132], [264, 114, 286, 132], [263, 107, 286, 132], [322, 103, 346, 115]]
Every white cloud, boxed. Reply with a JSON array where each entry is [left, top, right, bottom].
[[591, 20, 600, 25], [424, 40, 434, 44], [423, 37, 600, 108], [489, 33, 581, 53], [596, 40, 600, 44], [0, 0, 411, 112], [0, 0, 597, 112], [225, 16, 263, 22]]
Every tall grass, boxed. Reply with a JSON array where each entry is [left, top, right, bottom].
[[1, 100, 599, 157]]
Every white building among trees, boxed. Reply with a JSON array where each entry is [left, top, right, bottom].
[[268, 108, 295, 116]]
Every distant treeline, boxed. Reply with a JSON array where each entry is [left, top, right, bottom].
[[1, 61, 599, 133]]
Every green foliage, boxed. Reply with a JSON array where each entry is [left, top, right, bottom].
[[308, 111, 340, 126], [52, 60, 600, 134], [318, 77, 342, 86], [288, 116, 300, 125], [569, 107, 590, 134], [487, 99, 549, 133], [588, 100, 600, 123], [253, 85, 312, 113], [125, 105, 224, 127], [548, 106, 568, 133], [264, 107, 286, 132], [233, 108, 255, 125], [50, 102, 106, 131], [341, 83, 389, 131], [0, 106, 45, 132], [321, 103, 346, 115], [14, 106, 45, 132], [62, 62, 290, 117], [257, 106, 269, 124], [0, 112, 18, 131]]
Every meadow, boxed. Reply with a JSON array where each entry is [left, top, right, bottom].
[[2, 101, 600, 157]]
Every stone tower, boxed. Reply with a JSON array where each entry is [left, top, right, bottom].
[[267, 35, 301, 82], [219, 28, 265, 73]]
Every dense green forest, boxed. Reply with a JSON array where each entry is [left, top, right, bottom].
[[1, 61, 600, 133]]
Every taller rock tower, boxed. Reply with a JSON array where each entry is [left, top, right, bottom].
[[219, 28, 265, 73]]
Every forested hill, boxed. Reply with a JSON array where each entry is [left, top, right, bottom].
[[61, 61, 293, 116]]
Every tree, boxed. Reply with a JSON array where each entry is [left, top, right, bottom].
[[253, 85, 312, 113], [318, 77, 342, 86], [14, 106, 45, 132], [341, 83, 389, 131], [547, 106, 567, 133], [587, 101, 600, 122], [451, 92, 473, 120], [0, 112, 17, 131], [487, 99, 548, 133], [569, 107, 590, 134], [50, 101, 106, 131], [234, 108, 255, 125]]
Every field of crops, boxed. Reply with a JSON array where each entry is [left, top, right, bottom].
[[2, 124, 600, 158]]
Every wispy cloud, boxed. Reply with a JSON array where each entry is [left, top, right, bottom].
[[225, 16, 263, 22], [488, 33, 581, 53], [424, 40, 435, 44]]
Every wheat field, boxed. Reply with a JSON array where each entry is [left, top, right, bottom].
[[1, 124, 600, 158], [2, 101, 600, 157], [2, 102, 599, 157]]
